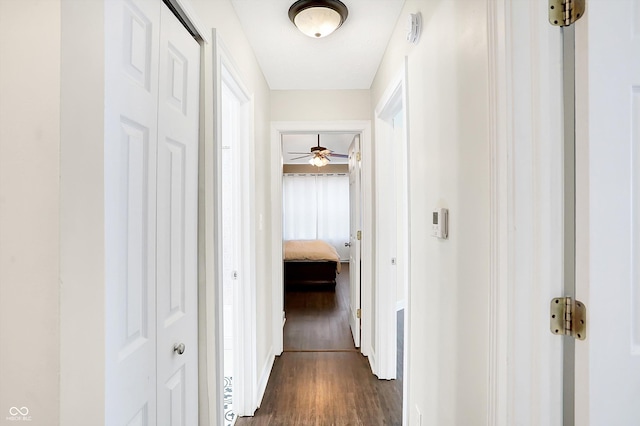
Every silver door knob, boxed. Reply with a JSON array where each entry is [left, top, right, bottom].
[[174, 343, 185, 355], [345, 242, 351, 247]]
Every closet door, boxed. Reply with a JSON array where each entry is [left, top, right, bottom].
[[105, 0, 200, 424], [155, 4, 200, 425], [104, 0, 160, 424]]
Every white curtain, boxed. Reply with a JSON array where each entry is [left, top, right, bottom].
[[283, 173, 350, 259], [282, 174, 317, 240]]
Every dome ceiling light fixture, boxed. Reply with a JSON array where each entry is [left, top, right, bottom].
[[288, 0, 349, 39]]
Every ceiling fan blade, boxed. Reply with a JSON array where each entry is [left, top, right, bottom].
[[287, 152, 311, 155], [289, 154, 312, 161], [330, 153, 349, 158]]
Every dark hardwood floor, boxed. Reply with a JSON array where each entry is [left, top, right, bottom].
[[283, 264, 355, 352], [236, 263, 403, 425]]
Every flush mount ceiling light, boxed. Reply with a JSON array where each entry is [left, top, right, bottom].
[[288, 0, 349, 38]]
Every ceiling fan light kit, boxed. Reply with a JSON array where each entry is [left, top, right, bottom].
[[288, 0, 349, 38], [309, 156, 330, 167], [287, 134, 348, 167]]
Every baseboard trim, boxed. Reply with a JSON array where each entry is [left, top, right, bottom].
[[255, 346, 275, 409], [365, 347, 376, 376]]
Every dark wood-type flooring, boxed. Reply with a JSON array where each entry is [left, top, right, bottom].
[[236, 263, 402, 425]]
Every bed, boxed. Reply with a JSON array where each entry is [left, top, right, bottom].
[[284, 240, 341, 288]]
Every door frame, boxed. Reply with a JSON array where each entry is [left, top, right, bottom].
[[487, 0, 564, 424], [373, 61, 409, 376], [270, 120, 373, 359], [210, 31, 258, 418], [373, 62, 411, 423]]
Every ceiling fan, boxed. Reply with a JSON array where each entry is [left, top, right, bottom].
[[288, 134, 349, 167]]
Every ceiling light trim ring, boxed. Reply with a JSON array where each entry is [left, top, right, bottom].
[[288, 0, 349, 38]]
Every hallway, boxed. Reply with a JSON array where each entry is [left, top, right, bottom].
[[236, 264, 402, 425]]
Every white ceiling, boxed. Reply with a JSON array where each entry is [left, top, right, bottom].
[[230, 0, 406, 90], [282, 133, 355, 164]]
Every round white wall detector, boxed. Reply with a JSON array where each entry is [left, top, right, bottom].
[[406, 12, 422, 44]]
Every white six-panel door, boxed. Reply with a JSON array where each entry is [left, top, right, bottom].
[[105, 0, 199, 424], [575, 0, 640, 423], [105, 0, 160, 423], [156, 4, 200, 425]]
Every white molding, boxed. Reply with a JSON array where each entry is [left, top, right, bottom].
[[400, 56, 411, 426], [486, 1, 511, 425], [373, 67, 407, 381], [366, 349, 377, 376], [270, 120, 373, 364], [212, 30, 258, 418], [255, 346, 276, 408], [270, 124, 285, 356], [486, 1, 565, 424]]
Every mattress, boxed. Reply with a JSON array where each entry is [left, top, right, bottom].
[[283, 239, 341, 273]]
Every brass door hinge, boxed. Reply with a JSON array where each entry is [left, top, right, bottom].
[[356, 152, 361, 162], [549, 0, 585, 27], [357, 308, 361, 319], [357, 230, 361, 241], [550, 297, 586, 340]]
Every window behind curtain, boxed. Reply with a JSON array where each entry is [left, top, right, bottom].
[[283, 173, 350, 260]]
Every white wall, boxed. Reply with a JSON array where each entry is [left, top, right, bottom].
[[271, 90, 370, 121], [0, 1, 61, 424], [371, 0, 490, 424], [59, 1, 106, 424]]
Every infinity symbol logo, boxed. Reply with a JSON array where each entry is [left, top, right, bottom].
[[9, 407, 29, 416]]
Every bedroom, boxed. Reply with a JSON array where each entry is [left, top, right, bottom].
[[282, 131, 352, 278], [281, 131, 355, 343]]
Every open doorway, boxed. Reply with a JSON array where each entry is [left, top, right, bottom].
[[220, 82, 240, 425], [214, 38, 257, 423], [374, 66, 410, 423], [254, 121, 404, 424], [280, 132, 353, 351], [269, 121, 373, 360]]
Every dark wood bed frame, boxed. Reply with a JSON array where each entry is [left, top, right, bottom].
[[284, 260, 337, 288]]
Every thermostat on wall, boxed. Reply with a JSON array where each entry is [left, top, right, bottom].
[[431, 208, 448, 239]]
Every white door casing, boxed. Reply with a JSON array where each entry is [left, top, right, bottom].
[[373, 67, 408, 380], [486, 1, 565, 424], [270, 121, 373, 364], [575, 0, 640, 424], [213, 35, 258, 416], [348, 134, 362, 347], [156, 4, 200, 425], [105, 1, 200, 424]]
